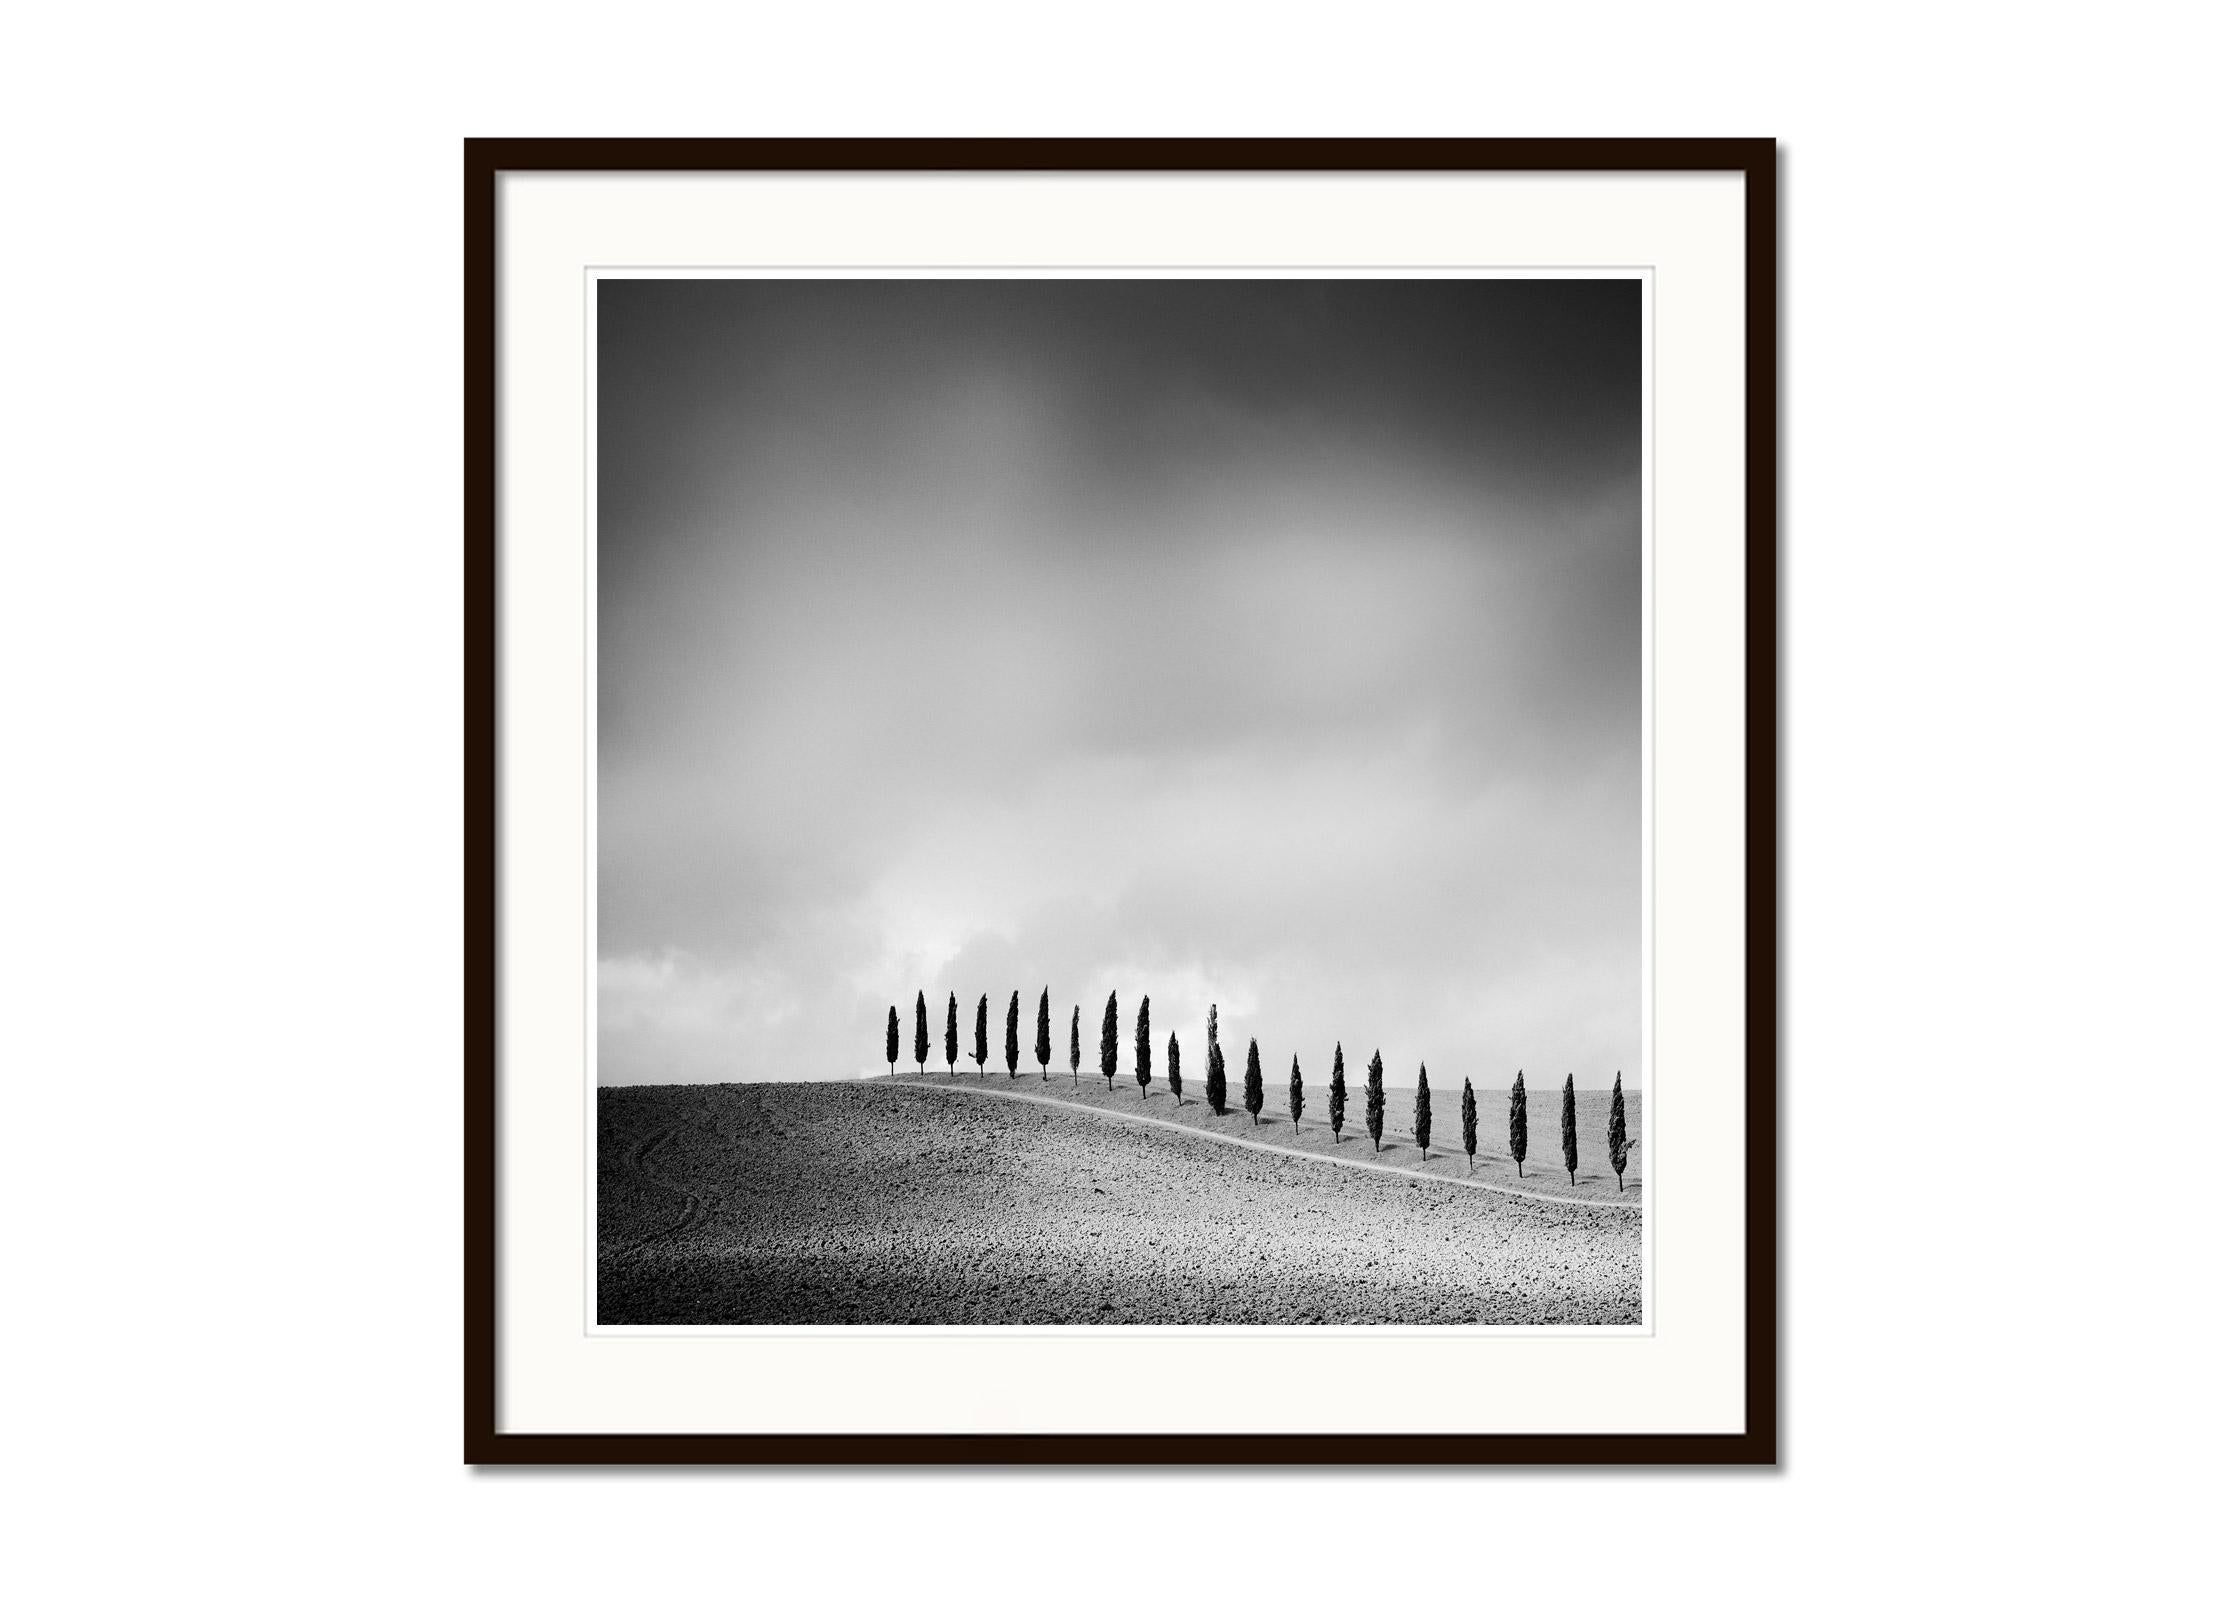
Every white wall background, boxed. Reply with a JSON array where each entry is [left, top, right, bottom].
[[4, 4, 2232, 1595]]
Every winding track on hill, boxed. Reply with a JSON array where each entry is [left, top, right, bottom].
[[883, 1078, 1636, 1212], [623, 1124, 706, 1250]]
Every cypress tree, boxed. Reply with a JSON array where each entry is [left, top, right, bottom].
[[1413, 1063, 1432, 1160], [1287, 1054, 1304, 1133], [1070, 1004, 1081, 1083], [1328, 1044, 1347, 1143], [944, 992, 958, 1075], [1365, 1051, 1386, 1153], [1243, 1039, 1264, 1126], [1461, 1077, 1478, 1172], [1036, 988, 1051, 1079], [1166, 1031, 1182, 1102], [1206, 1040, 1227, 1115], [1508, 1069, 1528, 1178], [1100, 991, 1119, 1090], [1005, 990, 1020, 1078], [973, 994, 988, 1075], [1609, 1071, 1631, 1191], [914, 992, 929, 1071], [1561, 1072, 1579, 1184], [886, 1005, 899, 1075], [1204, 1003, 1219, 1087], [1133, 997, 1152, 1097]]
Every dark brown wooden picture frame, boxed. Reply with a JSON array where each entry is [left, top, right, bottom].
[[467, 137, 1776, 1466]]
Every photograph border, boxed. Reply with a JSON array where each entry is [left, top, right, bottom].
[[467, 137, 1777, 1466]]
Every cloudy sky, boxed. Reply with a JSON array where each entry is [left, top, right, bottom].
[[596, 276, 1641, 1092]]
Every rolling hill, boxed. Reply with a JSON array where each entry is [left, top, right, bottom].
[[600, 1080, 1642, 1325]]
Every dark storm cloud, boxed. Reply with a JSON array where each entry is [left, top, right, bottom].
[[596, 277, 1641, 1091]]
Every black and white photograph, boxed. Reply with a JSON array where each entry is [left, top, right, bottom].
[[20, 0, 2240, 1581], [594, 275, 1648, 1327]]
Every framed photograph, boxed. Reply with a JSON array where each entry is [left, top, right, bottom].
[[469, 138, 1775, 1464]]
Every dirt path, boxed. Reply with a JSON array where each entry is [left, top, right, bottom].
[[622, 1123, 706, 1250], [884, 1078, 1636, 1212]]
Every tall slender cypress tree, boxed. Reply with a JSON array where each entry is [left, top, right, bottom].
[[1206, 1040, 1227, 1114], [973, 994, 988, 1075], [1036, 988, 1051, 1079], [1134, 997, 1152, 1098], [1328, 1044, 1347, 1143], [1243, 1039, 1264, 1126], [1287, 1053, 1304, 1133], [1365, 1051, 1386, 1152], [1166, 1031, 1182, 1102], [1560, 1072, 1579, 1184], [1461, 1077, 1478, 1172], [1005, 990, 1020, 1078], [914, 991, 929, 1071], [1508, 1069, 1528, 1178], [1100, 991, 1119, 1090], [1413, 1063, 1432, 1160], [944, 992, 958, 1075], [1070, 1004, 1081, 1083], [1609, 1071, 1631, 1191], [886, 1005, 899, 1075]]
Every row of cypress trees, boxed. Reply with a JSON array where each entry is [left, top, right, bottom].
[[886, 991, 1636, 1190], [882, 988, 1162, 1094]]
